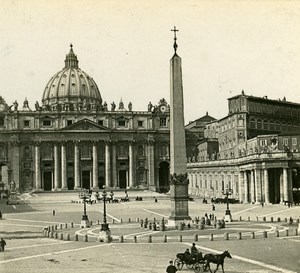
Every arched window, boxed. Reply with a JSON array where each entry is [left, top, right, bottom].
[[257, 119, 262, 129], [282, 122, 287, 131], [160, 145, 167, 156], [270, 121, 275, 130], [24, 146, 31, 158], [263, 120, 269, 130], [275, 121, 281, 131]]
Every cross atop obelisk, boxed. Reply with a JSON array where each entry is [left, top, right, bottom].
[[171, 26, 179, 54]]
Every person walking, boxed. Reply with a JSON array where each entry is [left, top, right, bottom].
[[0, 238, 6, 252], [166, 260, 177, 273]]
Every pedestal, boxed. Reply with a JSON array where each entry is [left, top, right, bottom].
[[98, 230, 112, 243], [80, 219, 90, 228], [224, 210, 232, 222]]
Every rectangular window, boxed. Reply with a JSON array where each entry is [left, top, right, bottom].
[[24, 120, 30, 127], [283, 138, 288, 146], [292, 138, 297, 146], [67, 120, 73, 126], [118, 120, 126, 127], [160, 118, 167, 127], [0, 117, 4, 127], [138, 120, 143, 127], [98, 120, 104, 126], [43, 120, 52, 127]]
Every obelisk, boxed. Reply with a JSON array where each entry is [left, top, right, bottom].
[[168, 26, 191, 226]]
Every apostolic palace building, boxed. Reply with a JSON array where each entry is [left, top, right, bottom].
[[0, 45, 171, 193], [187, 91, 300, 205]]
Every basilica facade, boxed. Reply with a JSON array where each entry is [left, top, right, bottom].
[[0, 45, 171, 193]]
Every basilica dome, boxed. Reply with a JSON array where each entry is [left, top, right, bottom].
[[42, 45, 102, 111]]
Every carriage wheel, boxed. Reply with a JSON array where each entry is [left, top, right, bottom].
[[193, 262, 204, 273], [174, 258, 183, 270]]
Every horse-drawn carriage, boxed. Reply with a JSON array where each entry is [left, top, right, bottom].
[[174, 250, 232, 273]]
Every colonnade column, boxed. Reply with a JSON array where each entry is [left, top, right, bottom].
[[53, 143, 60, 190], [61, 143, 67, 190], [244, 171, 249, 203], [254, 169, 261, 203], [105, 141, 111, 188], [238, 171, 244, 202], [283, 168, 289, 202], [92, 142, 99, 190], [288, 169, 293, 202], [264, 169, 270, 204], [250, 170, 255, 203], [34, 144, 42, 190], [74, 141, 80, 189], [128, 141, 134, 188], [112, 142, 117, 188], [148, 141, 155, 190]]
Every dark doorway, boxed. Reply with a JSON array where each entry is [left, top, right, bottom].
[[159, 161, 169, 193], [67, 177, 74, 190], [119, 170, 127, 189], [43, 171, 52, 191], [82, 171, 90, 189], [98, 176, 104, 189], [268, 169, 281, 204]]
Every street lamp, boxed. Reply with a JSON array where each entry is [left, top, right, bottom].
[[222, 187, 233, 222], [98, 187, 112, 242], [79, 189, 91, 228]]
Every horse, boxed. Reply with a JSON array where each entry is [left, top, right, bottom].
[[203, 250, 232, 273]]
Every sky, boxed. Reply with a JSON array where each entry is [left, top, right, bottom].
[[1, 0, 300, 124]]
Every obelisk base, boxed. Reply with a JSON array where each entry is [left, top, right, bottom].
[[98, 230, 112, 243]]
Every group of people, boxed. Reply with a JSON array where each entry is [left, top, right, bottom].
[[166, 243, 202, 273]]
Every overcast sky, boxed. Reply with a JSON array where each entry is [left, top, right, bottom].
[[1, 0, 300, 123]]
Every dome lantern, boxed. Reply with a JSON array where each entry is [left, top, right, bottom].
[[64, 44, 79, 69]]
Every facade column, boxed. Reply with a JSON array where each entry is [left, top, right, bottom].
[[35, 144, 42, 190], [283, 168, 289, 202], [92, 142, 99, 190], [250, 170, 255, 203], [264, 169, 270, 204], [244, 171, 249, 203], [112, 142, 117, 188], [288, 169, 293, 202], [53, 143, 60, 190], [148, 141, 155, 190], [254, 169, 261, 203], [238, 171, 244, 202], [128, 141, 134, 188], [61, 143, 67, 190], [74, 141, 80, 189], [105, 141, 111, 188]]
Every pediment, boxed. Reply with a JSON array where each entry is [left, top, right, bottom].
[[61, 119, 110, 131]]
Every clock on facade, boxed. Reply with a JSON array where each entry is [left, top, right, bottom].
[[160, 105, 167, 113]]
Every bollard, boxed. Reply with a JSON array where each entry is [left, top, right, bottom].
[[239, 216, 242, 221], [248, 216, 250, 221], [60, 224, 63, 229], [97, 220, 100, 225], [133, 236, 137, 243], [193, 234, 198, 242], [54, 232, 58, 239], [224, 232, 229, 240], [263, 217, 266, 222], [50, 232, 54, 238], [285, 218, 288, 223], [65, 223, 68, 228], [178, 235, 182, 242], [148, 222, 152, 230], [262, 231, 267, 238], [60, 233, 63, 240], [163, 235, 167, 243], [270, 217, 273, 222], [51, 226, 55, 231], [251, 232, 255, 239], [256, 216, 258, 222], [112, 219, 115, 224], [119, 235, 124, 243], [54, 225, 58, 230], [90, 221, 92, 226], [120, 219, 123, 223], [136, 218, 139, 223], [84, 234, 88, 242], [209, 233, 213, 241], [128, 218, 131, 223], [70, 222, 73, 228], [237, 232, 242, 240], [148, 235, 152, 243], [66, 234, 70, 241], [275, 230, 279, 237], [75, 234, 78, 241], [285, 230, 289, 237], [47, 231, 51, 238], [277, 217, 281, 222]]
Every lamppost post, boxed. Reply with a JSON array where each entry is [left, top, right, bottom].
[[222, 187, 233, 222], [79, 189, 91, 228], [99, 187, 113, 242]]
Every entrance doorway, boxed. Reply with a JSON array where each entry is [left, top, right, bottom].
[[119, 170, 127, 189], [268, 169, 281, 204], [82, 171, 90, 189], [159, 161, 169, 193], [67, 177, 74, 190], [43, 172, 52, 191]]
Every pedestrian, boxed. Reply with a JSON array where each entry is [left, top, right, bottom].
[[166, 260, 177, 273], [261, 202, 264, 208], [154, 197, 158, 203], [52, 209, 56, 216], [0, 238, 6, 252], [212, 204, 215, 211]]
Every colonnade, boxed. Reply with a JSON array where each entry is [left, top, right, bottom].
[[34, 141, 155, 191]]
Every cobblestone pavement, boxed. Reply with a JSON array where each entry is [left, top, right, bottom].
[[0, 192, 299, 273]]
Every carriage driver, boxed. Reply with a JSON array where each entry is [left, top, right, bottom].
[[191, 243, 203, 261]]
